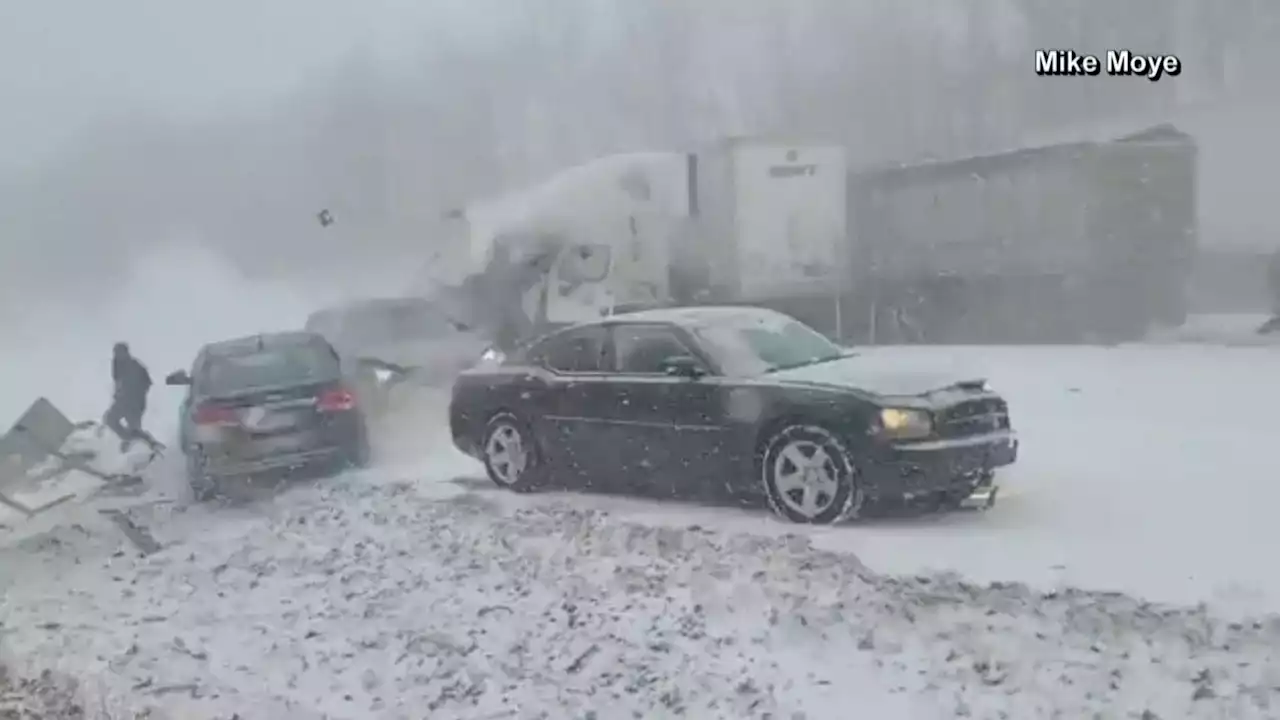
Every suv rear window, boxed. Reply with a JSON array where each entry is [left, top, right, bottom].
[[200, 344, 339, 395]]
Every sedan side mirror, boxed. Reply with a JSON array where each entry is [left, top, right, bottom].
[[659, 355, 706, 379], [165, 370, 192, 386]]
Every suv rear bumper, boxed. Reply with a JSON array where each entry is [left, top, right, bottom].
[[202, 446, 346, 477]]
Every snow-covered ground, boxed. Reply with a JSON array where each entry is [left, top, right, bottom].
[[4, 249, 1280, 718], [6, 445, 1280, 719]]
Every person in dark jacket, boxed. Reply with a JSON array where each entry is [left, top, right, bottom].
[[103, 342, 163, 453]]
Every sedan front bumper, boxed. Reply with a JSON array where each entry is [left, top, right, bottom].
[[862, 430, 1018, 501]]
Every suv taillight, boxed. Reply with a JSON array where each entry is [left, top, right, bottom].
[[193, 403, 237, 425], [317, 387, 356, 412]]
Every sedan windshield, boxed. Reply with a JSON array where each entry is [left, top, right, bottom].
[[693, 314, 846, 376]]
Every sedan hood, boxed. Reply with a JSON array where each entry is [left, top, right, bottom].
[[767, 354, 986, 397]]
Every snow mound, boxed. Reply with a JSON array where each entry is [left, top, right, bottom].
[[3, 475, 1280, 719]]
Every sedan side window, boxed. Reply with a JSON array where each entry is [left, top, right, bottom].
[[613, 324, 699, 374], [533, 327, 608, 373]]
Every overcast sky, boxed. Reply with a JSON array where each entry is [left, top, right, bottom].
[[0, 0, 520, 172]]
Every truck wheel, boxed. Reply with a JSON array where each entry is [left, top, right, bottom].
[[759, 422, 862, 524], [480, 412, 546, 493]]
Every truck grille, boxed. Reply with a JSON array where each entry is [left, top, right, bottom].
[[937, 398, 1009, 438]]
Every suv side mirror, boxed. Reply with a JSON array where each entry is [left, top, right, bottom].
[[659, 355, 706, 379], [165, 370, 192, 386]]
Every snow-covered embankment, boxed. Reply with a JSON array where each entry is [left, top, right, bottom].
[[3, 473, 1280, 719]]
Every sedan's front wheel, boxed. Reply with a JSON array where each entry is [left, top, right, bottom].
[[481, 412, 545, 493], [760, 422, 862, 524]]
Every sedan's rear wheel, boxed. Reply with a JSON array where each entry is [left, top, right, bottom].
[[481, 412, 544, 493], [760, 423, 862, 524]]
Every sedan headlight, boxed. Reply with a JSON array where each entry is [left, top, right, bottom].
[[876, 407, 933, 440], [373, 367, 394, 385]]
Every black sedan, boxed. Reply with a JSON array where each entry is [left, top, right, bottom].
[[166, 331, 370, 500], [449, 306, 1017, 524]]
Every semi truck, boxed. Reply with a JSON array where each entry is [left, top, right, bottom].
[[446, 126, 1196, 347]]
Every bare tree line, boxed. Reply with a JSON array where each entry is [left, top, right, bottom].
[[0, 0, 1273, 309]]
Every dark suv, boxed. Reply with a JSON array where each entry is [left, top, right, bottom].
[[165, 331, 369, 499]]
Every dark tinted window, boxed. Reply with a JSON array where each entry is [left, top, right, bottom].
[[199, 343, 339, 395], [528, 326, 607, 373], [613, 324, 697, 374]]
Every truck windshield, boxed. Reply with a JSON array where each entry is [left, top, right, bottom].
[[693, 315, 846, 376]]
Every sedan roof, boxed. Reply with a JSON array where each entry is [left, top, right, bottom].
[[595, 305, 793, 330]]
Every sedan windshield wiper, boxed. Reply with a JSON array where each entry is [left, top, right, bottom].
[[763, 351, 852, 374]]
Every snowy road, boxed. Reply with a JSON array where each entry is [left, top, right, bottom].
[[842, 344, 1280, 613], [3, 342, 1280, 718]]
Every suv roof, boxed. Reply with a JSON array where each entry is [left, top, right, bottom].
[[203, 331, 329, 357]]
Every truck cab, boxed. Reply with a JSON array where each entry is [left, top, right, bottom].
[[452, 152, 688, 346]]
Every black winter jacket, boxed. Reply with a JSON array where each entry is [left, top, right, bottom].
[[112, 355, 152, 402]]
